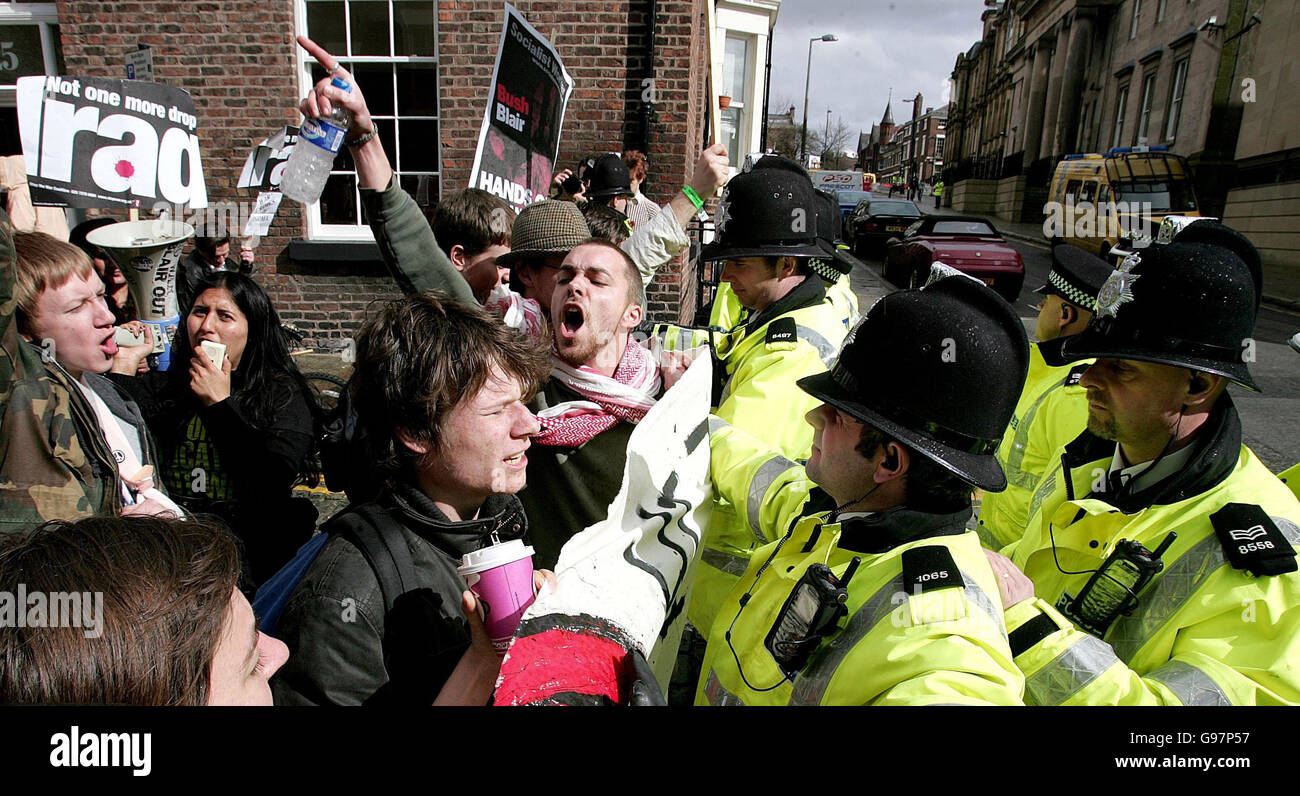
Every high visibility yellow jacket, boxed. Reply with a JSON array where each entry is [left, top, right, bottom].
[[1005, 398, 1300, 705], [709, 276, 858, 334], [695, 420, 1025, 705], [688, 276, 847, 634], [977, 344, 1090, 549], [1280, 462, 1300, 501]]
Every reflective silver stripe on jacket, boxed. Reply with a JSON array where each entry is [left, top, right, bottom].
[[1023, 633, 1119, 706], [701, 547, 750, 577], [788, 574, 905, 706], [794, 324, 839, 367], [1108, 532, 1225, 662], [960, 572, 1007, 639], [746, 455, 798, 544], [1003, 375, 1072, 491], [1026, 459, 1064, 526], [703, 668, 747, 706], [1148, 659, 1233, 706]]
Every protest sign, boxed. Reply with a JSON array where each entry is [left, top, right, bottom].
[[467, 4, 574, 212], [494, 351, 714, 705], [238, 126, 297, 191], [16, 75, 207, 209], [242, 191, 283, 238]]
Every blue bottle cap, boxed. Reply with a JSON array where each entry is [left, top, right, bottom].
[[330, 76, 352, 92]]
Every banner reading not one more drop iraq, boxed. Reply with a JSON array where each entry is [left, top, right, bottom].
[[16, 75, 207, 209], [467, 3, 574, 212]]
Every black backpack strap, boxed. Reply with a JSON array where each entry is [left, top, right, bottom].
[[336, 503, 421, 615]]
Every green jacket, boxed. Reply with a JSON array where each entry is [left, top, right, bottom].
[[977, 344, 1090, 548], [697, 419, 1024, 705], [1006, 397, 1300, 705], [0, 213, 120, 533]]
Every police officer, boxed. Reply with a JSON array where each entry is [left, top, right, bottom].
[[705, 167, 858, 333], [684, 157, 850, 646], [988, 238, 1300, 705], [977, 245, 1112, 549], [697, 273, 1030, 705]]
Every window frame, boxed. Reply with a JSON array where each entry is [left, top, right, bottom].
[[1130, 0, 1143, 40], [1164, 57, 1189, 142], [295, 0, 442, 242], [1112, 83, 1130, 149], [1136, 71, 1158, 144], [0, 2, 60, 108]]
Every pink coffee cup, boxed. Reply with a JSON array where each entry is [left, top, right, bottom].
[[457, 539, 536, 655]]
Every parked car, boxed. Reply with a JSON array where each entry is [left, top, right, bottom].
[[848, 198, 922, 255], [833, 189, 873, 227], [882, 216, 1025, 302]]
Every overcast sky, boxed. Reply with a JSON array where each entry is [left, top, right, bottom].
[[768, 0, 987, 152]]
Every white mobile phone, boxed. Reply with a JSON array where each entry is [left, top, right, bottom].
[[200, 340, 226, 367]]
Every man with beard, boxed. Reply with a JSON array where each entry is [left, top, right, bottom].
[[985, 238, 1300, 705]]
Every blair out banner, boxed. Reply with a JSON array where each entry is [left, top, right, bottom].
[[467, 4, 574, 212], [16, 75, 207, 209]]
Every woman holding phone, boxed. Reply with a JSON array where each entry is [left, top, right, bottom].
[[111, 271, 320, 585]]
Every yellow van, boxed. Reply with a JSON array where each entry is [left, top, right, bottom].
[[1044, 146, 1200, 262]]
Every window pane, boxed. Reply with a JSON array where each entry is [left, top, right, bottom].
[[398, 173, 439, 214], [723, 37, 747, 100], [350, 0, 390, 56], [393, 1, 436, 57], [398, 120, 440, 171], [320, 173, 358, 224], [352, 62, 393, 116], [306, 1, 346, 55], [396, 63, 439, 116], [0, 25, 48, 84], [377, 119, 396, 164]]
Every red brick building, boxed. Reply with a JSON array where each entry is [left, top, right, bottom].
[[0, 0, 712, 345]]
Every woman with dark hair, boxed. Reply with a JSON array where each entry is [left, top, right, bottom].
[[111, 271, 320, 585], [0, 514, 502, 705]]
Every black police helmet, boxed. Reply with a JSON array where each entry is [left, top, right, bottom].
[[1034, 244, 1113, 313], [811, 189, 859, 278], [1169, 219, 1262, 311], [1040, 241, 1260, 390], [702, 155, 826, 261], [584, 153, 634, 201], [798, 274, 1030, 492]]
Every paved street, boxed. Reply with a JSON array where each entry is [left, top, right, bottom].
[[846, 194, 1300, 473]]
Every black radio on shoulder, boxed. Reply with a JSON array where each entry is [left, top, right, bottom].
[[765, 558, 860, 679]]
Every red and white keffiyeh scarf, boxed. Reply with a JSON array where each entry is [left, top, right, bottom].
[[535, 342, 661, 448]]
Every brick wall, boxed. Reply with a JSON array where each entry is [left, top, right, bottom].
[[55, 0, 708, 340], [439, 0, 709, 324]]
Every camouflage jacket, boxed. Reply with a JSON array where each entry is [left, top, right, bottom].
[[0, 213, 121, 534]]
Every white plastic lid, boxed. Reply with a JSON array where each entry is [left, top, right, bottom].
[[457, 539, 534, 575]]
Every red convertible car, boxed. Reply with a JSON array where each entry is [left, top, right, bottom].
[[882, 216, 1025, 302]]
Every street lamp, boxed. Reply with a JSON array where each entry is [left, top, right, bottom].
[[824, 108, 832, 164], [801, 33, 838, 167]]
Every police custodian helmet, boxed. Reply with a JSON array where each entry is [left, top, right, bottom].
[[701, 155, 827, 262], [1039, 240, 1260, 391], [797, 273, 1030, 492]]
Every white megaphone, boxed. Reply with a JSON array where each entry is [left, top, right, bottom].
[[86, 219, 195, 372]]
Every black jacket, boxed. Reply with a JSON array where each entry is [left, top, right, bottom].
[[110, 369, 317, 583], [270, 483, 528, 706]]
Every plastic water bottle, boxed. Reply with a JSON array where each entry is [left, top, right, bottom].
[[281, 77, 352, 205]]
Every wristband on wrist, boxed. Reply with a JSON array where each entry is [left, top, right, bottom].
[[346, 126, 377, 148], [682, 185, 705, 210]]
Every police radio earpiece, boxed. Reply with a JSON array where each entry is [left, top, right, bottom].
[[883, 448, 899, 471], [1189, 374, 1209, 393]]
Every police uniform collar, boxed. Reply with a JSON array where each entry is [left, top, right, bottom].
[[745, 273, 827, 335], [1065, 394, 1242, 513], [831, 505, 972, 555]]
